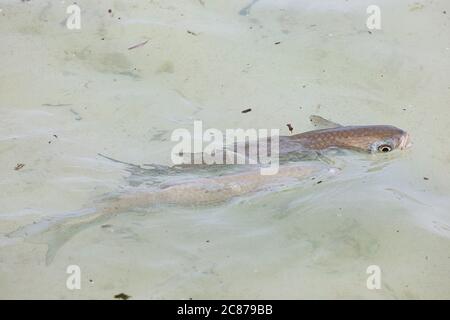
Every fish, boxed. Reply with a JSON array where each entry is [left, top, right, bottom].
[[6, 115, 411, 263], [8, 162, 335, 263], [226, 115, 411, 161], [287, 115, 412, 153]]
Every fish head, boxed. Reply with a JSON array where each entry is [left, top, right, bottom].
[[352, 125, 412, 153]]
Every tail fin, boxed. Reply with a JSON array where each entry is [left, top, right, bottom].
[[5, 207, 116, 265], [7, 208, 97, 239]]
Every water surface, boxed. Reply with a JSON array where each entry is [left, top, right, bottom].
[[0, 0, 449, 299]]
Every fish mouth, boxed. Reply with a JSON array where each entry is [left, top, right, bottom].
[[399, 132, 412, 150]]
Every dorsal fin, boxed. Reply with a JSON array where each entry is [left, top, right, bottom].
[[309, 115, 342, 129]]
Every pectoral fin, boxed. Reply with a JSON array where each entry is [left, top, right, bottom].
[[309, 115, 342, 129]]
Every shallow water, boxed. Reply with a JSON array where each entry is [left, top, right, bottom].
[[0, 0, 449, 299]]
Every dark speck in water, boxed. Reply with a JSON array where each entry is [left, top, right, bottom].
[[241, 108, 252, 113], [423, 177, 429, 180], [114, 293, 131, 300], [286, 124, 293, 133], [14, 163, 25, 171]]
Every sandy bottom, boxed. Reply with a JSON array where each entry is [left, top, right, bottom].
[[0, 0, 449, 299]]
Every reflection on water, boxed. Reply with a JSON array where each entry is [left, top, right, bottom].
[[0, 0, 449, 299]]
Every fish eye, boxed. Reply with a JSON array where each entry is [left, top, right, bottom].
[[378, 145, 392, 153]]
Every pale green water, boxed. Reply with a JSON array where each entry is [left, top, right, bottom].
[[0, 0, 449, 299]]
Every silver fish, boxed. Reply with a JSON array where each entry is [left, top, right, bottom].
[[6, 116, 411, 263]]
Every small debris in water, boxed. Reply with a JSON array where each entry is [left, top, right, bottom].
[[316, 180, 323, 184], [423, 177, 429, 180], [239, 0, 260, 16], [241, 108, 252, 113], [286, 123, 293, 133], [187, 30, 198, 36], [114, 293, 131, 300], [274, 41, 281, 45], [128, 40, 149, 50], [14, 163, 25, 171], [206, 240, 210, 243], [70, 109, 82, 121]]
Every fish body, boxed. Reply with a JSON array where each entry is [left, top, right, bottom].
[[286, 124, 411, 153], [240, 116, 411, 157], [114, 162, 331, 207], [7, 162, 334, 263]]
